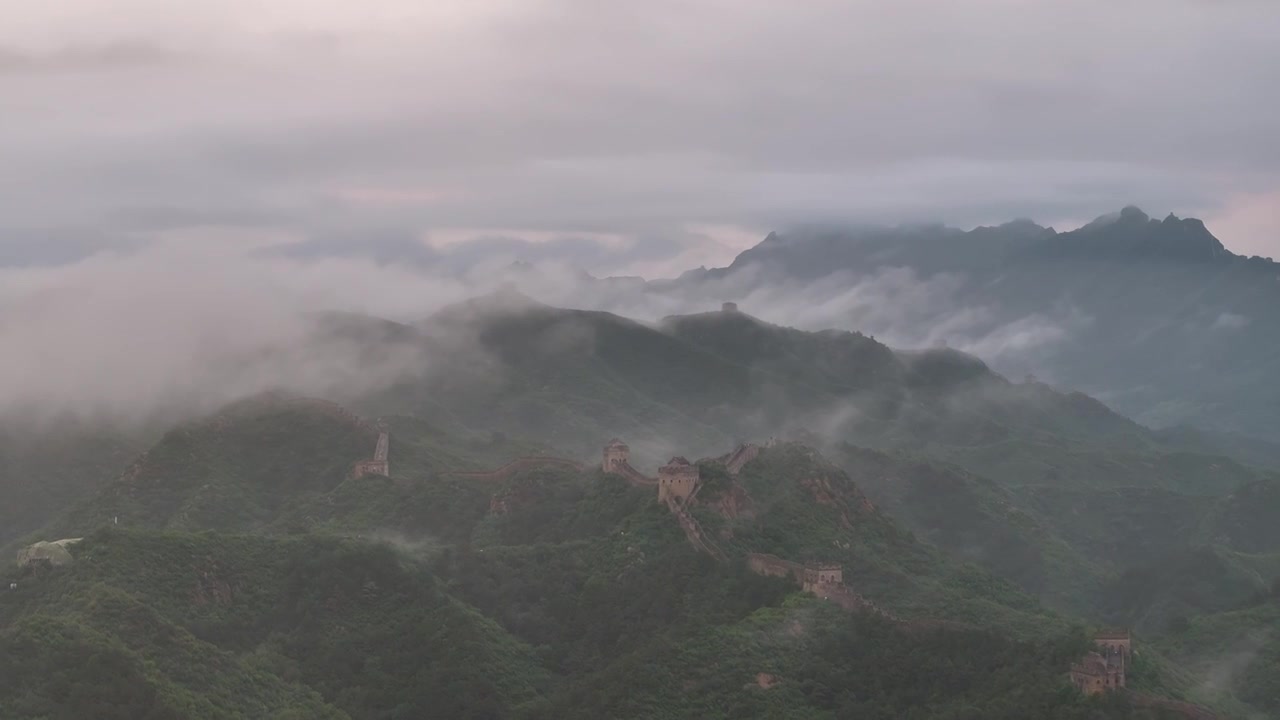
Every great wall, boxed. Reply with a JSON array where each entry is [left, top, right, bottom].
[[746, 552, 894, 619], [18, 390, 1194, 709], [308, 365, 1158, 710], [352, 423, 391, 478], [301, 397, 1161, 708], [1070, 628, 1130, 696], [447, 434, 1181, 706], [325, 398, 1190, 709], [350, 417, 389, 479], [602, 438, 658, 486], [456, 435, 880, 615]]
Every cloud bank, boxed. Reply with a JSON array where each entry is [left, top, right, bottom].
[[2, 0, 1275, 424], [2, 0, 1279, 274], [0, 235, 1079, 425]]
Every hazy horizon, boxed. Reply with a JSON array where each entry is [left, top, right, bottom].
[[3, 0, 1279, 280]]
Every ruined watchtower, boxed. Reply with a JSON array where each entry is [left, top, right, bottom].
[[602, 438, 631, 473], [353, 422, 390, 478], [1094, 629, 1131, 660], [801, 563, 843, 593], [1070, 629, 1131, 695], [1070, 652, 1125, 695], [657, 456, 699, 503]]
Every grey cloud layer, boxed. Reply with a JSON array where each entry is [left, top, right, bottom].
[[2, 0, 1278, 270], [0, 238, 1074, 425]]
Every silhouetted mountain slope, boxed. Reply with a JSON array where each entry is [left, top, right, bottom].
[[681, 208, 1280, 440], [654, 306, 1262, 495], [1201, 477, 1280, 554], [47, 393, 378, 534], [0, 419, 144, 545], [24, 393, 564, 546], [832, 444, 1109, 613], [1153, 590, 1280, 717]]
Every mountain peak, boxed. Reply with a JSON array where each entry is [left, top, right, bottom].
[[1079, 205, 1149, 232], [1119, 205, 1150, 223], [427, 287, 551, 329], [1061, 206, 1229, 262]]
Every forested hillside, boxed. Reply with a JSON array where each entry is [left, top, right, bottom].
[[1, 431, 1196, 719], [3, 296, 1276, 718]]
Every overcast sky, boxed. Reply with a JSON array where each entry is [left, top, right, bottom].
[[3, 0, 1279, 276]]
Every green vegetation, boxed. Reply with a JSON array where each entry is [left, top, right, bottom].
[[0, 419, 143, 545], [3, 294, 1277, 718], [1151, 590, 1280, 716], [1, 528, 549, 720]]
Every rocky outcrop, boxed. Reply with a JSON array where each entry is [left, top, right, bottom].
[[16, 538, 82, 567], [800, 474, 874, 529], [710, 481, 754, 521], [665, 497, 726, 561]]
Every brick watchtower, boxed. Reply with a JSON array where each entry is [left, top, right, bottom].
[[602, 438, 630, 473], [657, 456, 699, 503], [801, 563, 843, 592]]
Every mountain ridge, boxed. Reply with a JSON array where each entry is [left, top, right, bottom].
[[566, 207, 1280, 439]]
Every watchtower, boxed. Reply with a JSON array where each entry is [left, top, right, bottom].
[[657, 456, 699, 503], [722, 301, 739, 313], [801, 563, 842, 592], [1070, 653, 1111, 696], [602, 438, 631, 473], [1094, 629, 1131, 660]]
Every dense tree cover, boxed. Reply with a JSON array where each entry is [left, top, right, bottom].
[[832, 444, 1280, 629], [0, 529, 548, 720], [0, 376, 1273, 718], [0, 445, 1176, 720], [529, 618, 1173, 720], [0, 419, 143, 545]]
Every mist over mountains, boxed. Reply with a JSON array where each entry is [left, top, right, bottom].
[[4, 248, 1280, 717], [567, 207, 1279, 441], [4, 205, 1275, 450], [6, 1, 1280, 716]]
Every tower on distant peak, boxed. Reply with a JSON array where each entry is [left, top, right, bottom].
[[602, 438, 630, 473], [722, 302, 739, 313]]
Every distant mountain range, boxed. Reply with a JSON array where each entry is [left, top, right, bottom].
[[581, 207, 1279, 441]]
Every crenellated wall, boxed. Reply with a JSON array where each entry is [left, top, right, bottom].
[[353, 428, 390, 478], [723, 443, 760, 474]]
